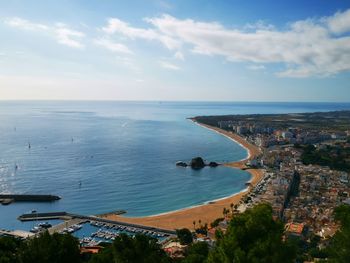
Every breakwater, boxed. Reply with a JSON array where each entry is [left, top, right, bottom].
[[18, 212, 69, 221], [0, 194, 61, 205]]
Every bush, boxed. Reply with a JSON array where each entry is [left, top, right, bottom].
[[176, 228, 193, 245]]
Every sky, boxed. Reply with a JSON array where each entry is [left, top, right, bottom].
[[0, 0, 350, 102]]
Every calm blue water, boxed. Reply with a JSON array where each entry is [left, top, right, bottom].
[[0, 101, 349, 231]]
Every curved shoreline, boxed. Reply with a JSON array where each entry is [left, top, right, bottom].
[[101, 121, 264, 230], [191, 120, 250, 161]]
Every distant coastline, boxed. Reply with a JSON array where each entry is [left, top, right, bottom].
[[192, 120, 262, 169], [101, 119, 264, 230], [191, 119, 251, 161]]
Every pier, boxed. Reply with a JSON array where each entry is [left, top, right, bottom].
[[0, 194, 61, 205], [18, 212, 71, 221], [48, 218, 86, 234], [17, 212, 177, 236]]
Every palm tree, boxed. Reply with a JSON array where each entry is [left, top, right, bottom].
[[223, 208, 227, 218], [193, 220, 196, 230], [198, 219, 202, 227], [230, 203, 234, 213], [204, 223, 208, 231]]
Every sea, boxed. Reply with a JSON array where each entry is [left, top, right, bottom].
[[0, 101, 349, 231]]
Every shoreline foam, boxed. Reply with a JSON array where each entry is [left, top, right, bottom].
[[101, 121, 264, 230]]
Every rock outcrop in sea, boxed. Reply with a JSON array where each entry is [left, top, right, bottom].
[[176, 157, 220, 169], [190, 157, 206, 169], [208, 161, 219, 167], [176, 161, 188, 167]]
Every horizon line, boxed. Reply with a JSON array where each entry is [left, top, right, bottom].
[[0, 99, 350, 104]]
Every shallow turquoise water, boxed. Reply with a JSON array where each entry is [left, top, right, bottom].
[[0, 101, 349, 230]]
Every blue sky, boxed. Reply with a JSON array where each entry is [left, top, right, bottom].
[[0, 0, 350, 101]]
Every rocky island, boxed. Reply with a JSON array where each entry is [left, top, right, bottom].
[[176, 157, 219, 169], [189, 157, 206, 169]]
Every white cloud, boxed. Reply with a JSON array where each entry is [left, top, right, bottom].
[[94, 38, 133, 54], [100, 10, 350, 77], [244, 20, 275, 31], [5, 10, 350, 77], [4, 17, 49, 31], [247, 64, 265, 70], [174, 51, 184, 60], [102, 18, 181, 50], [146, 12, 350, 77], [159, 60, 180, 70], [55, 27, 85, 48], [4, 17, 85, 49], [327, 9, 350, 34]]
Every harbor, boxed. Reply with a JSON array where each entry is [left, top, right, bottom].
[[8, 211, 177, 246]]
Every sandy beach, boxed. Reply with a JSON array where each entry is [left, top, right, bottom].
[[101, 122, 264, 230]]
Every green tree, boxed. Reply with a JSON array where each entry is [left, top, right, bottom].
[[89, 234, 170, 263], [176, 229, 193, 245], [182, 242, 209, 263], [195, 224, 208, 236], [207, 203, 296, 263], [18, 231, 81, 263], [0, 236, 21, 263], [222, 208, 227, 218], [88, 244, 112, 263], [328, 205, 350, 263], [210, 218, 224, 228]]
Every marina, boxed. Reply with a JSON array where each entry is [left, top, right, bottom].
[[74, 221, 172, 246], [13, 211, 176, 245]]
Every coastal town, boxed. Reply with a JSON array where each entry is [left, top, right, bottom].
[[1, 110, 350, 261], [2, 0, 350, 261], [189, 111, 350, 252]]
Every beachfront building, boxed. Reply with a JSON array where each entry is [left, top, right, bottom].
[[210, 115, 349, 240]]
